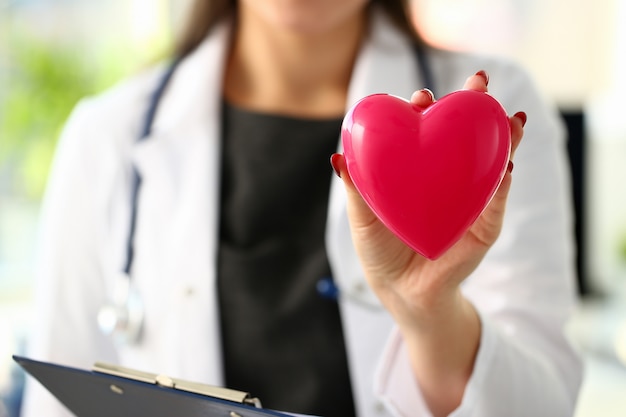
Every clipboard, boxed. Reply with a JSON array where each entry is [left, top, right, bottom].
[[13, 355, 297, 417]]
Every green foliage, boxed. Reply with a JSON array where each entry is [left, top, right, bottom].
[[619, 231, 626, 264], [0, 31, 137, 200]]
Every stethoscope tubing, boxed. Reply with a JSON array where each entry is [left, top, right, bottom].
[[123, 59, 181, 276]]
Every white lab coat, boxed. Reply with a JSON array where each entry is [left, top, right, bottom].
[[21, 8, 582, 417]]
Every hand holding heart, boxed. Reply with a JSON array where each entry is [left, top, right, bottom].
[[332, 71, 525, 318], [330, 71, 526, 415]]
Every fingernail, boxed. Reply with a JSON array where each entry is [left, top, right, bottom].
[[514, 111, 527, 127], [330, 153, 342, 178], [475, 70, 489, 86], [420, 88, 435, 102], [507, 160, 514, 174]]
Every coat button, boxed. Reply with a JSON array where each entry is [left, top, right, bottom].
[[374, 401, 386, 414], [352, 282, 366, 293]]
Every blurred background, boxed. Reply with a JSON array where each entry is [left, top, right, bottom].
[[1, 0, 625, 416]]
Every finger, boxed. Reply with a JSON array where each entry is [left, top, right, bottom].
[[490, 160, 514, 212], [479, 110, 522, 234], [508, 111, 526, 159], [330, 153, 352, 186], [330, 153, 379, 225], [330, 153, 364, 202], [463, 70, 489, 93], [474, 162, 513, 243], [410, 88, 435, 109]]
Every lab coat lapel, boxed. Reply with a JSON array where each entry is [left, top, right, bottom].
[[128, 20, 231, 384]]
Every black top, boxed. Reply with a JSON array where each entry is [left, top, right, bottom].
[[217, 101, 356, 417]]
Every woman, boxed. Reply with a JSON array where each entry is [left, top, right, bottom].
[[21, 0, 582, 416]]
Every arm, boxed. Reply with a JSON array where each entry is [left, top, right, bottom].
[[332, 71, 580, 417]]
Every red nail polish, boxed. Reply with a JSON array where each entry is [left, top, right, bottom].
[[475, 70, 489, 86], [514, 111, 527, 127], [507, 160, 514, 174], [421, 88, 435, 102], [330, 153, 342, 178]]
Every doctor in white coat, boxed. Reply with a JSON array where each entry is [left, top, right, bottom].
[[21, 0, 582, 416]]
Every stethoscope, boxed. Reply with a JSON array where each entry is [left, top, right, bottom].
[[96, 59, 180, 346], [97, 43, 436, 346]]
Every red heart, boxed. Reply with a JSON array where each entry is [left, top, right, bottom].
[[341, 90, 511, 260]]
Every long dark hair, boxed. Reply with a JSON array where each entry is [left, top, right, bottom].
[[174, 0, 423, 58]]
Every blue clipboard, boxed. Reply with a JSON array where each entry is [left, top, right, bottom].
[[13, 355, 296, 417]]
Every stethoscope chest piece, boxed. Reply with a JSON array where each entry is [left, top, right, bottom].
[[97, 272, 144, 346]]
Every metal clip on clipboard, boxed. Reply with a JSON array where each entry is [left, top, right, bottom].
[[92, 362, 263, 409]]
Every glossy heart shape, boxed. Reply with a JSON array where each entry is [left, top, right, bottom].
[[341, 90, 511, 260]]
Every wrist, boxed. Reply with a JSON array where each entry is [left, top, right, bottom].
[[399, 292, 481, 415], [401, 287, 475, 334]]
